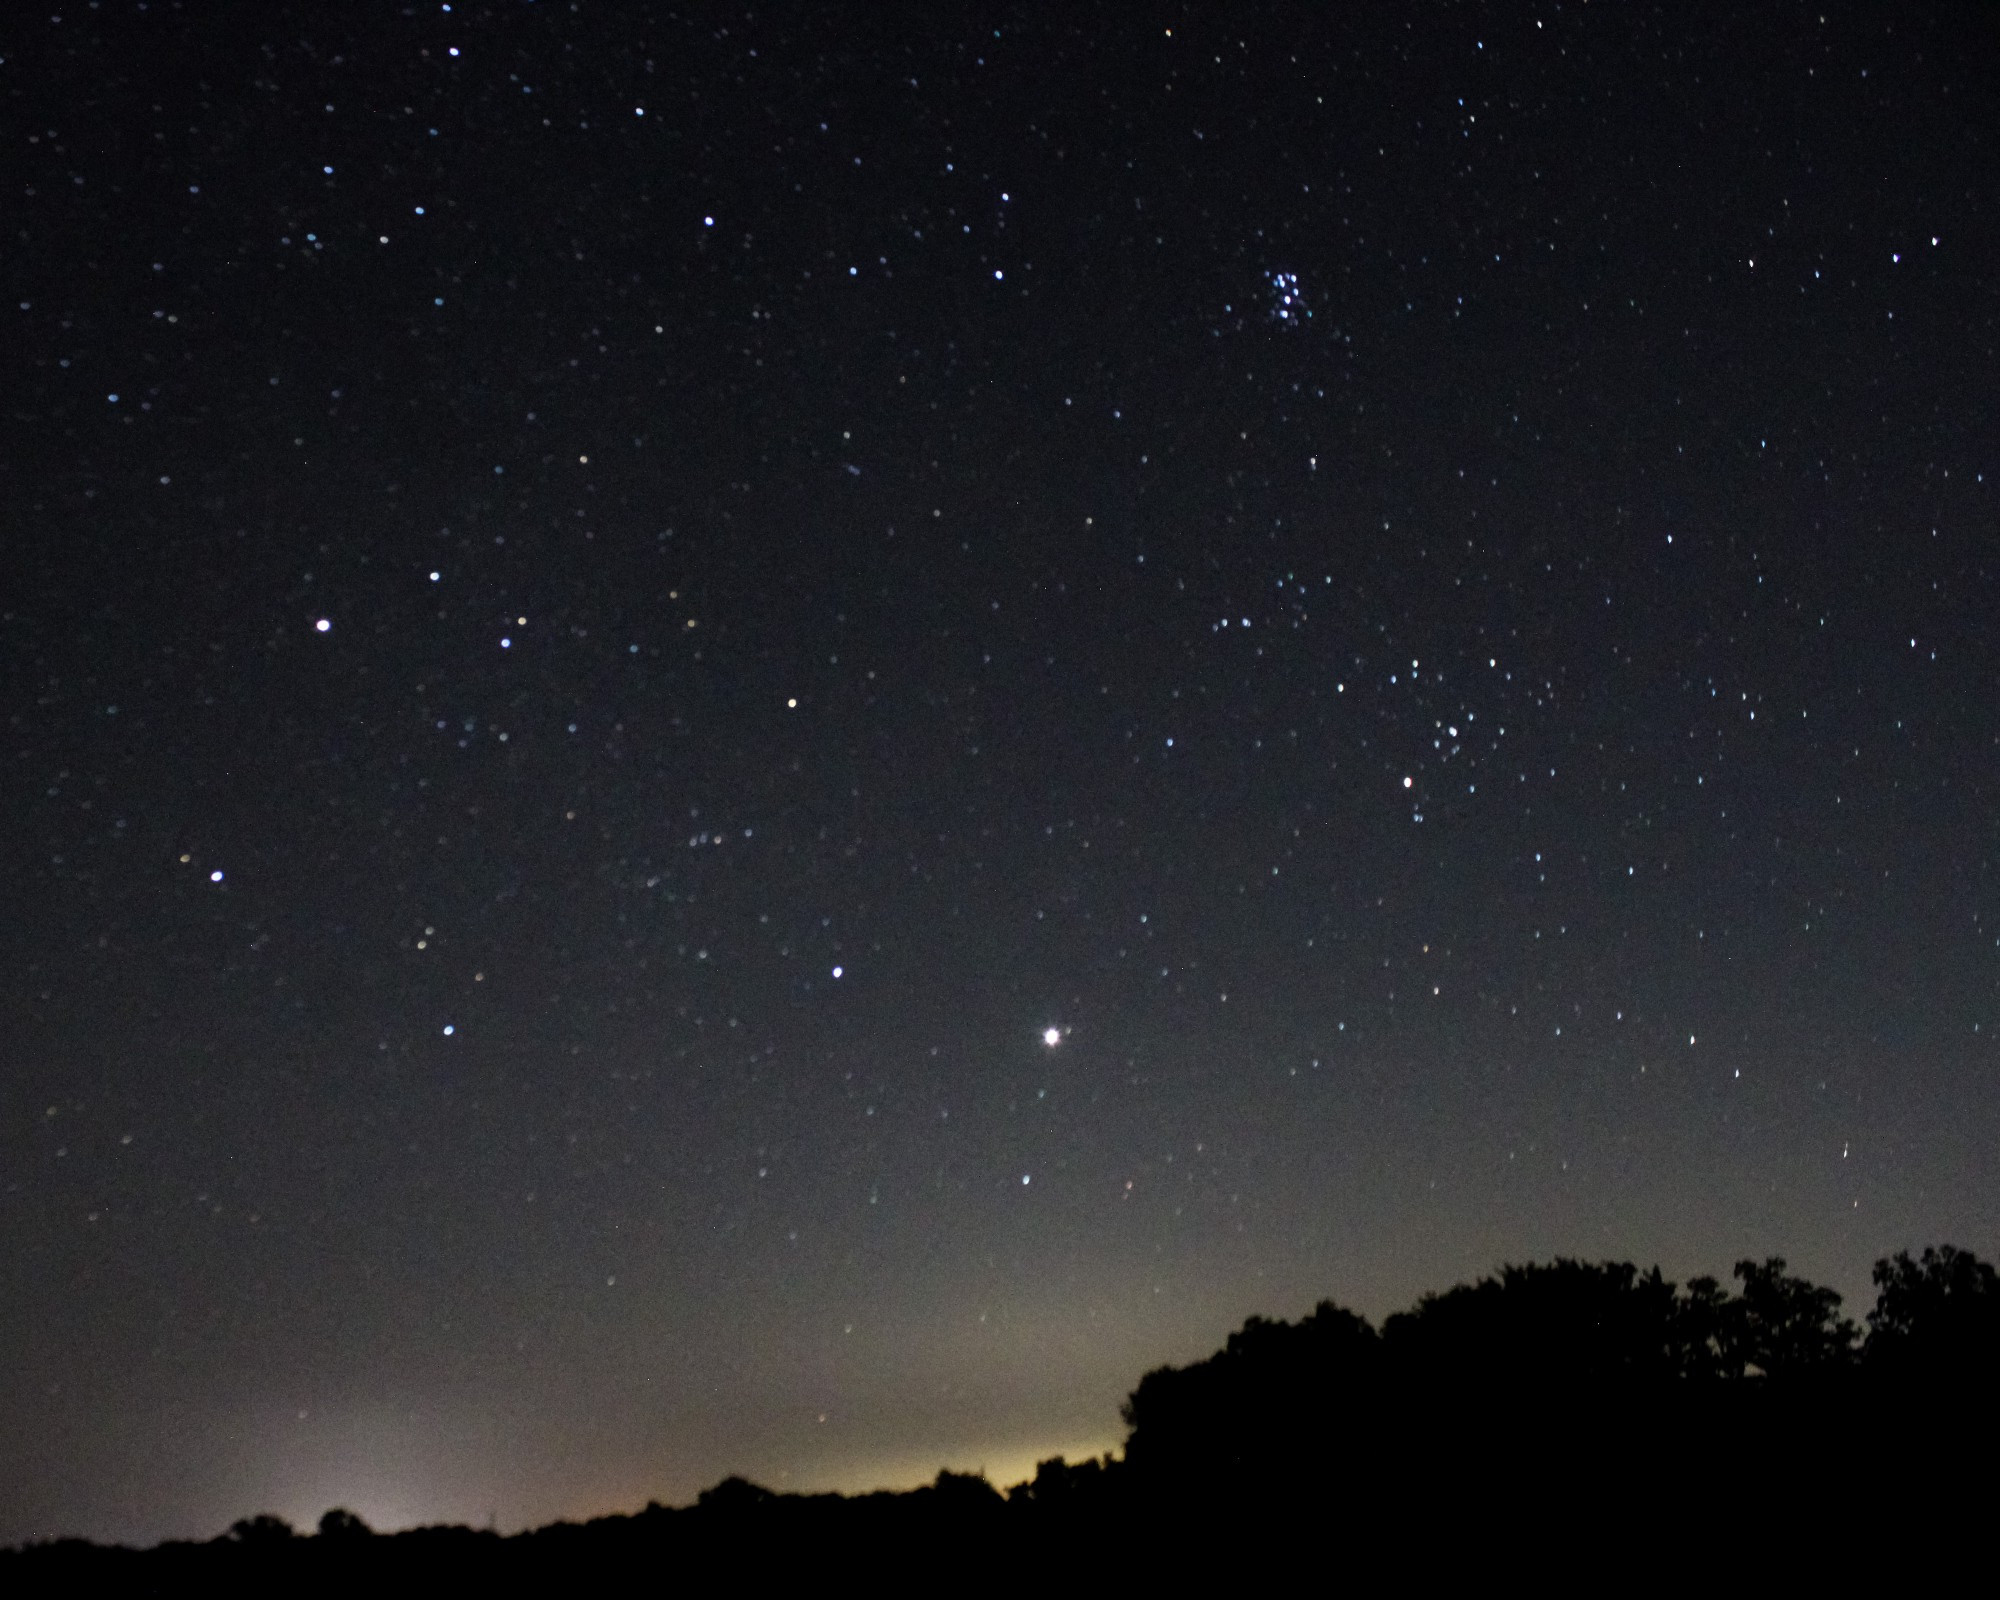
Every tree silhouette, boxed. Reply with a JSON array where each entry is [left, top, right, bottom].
[[1670, 1274, 1736, 1379], [12, 1241, 1999, 1583], [922, 1468, 1005, 1511], [1381, 1257, 1686, 1388], [1725, 1257, 1856, 1377], [1007, 1454, 1114, 1509], [1120, 1299, 1379, 1494], [226, 1514, 296, 1543], [693, 1476, 776, 1515], [1864, 1244, 2000, 1382]]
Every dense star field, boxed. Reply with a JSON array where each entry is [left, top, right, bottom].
[[4, 0, 1996, 1546]]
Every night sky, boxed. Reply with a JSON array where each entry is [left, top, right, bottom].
[[5, 0, 1997, 1546]]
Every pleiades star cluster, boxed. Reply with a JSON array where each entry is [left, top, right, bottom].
[[3, 0, 1995, 1545]]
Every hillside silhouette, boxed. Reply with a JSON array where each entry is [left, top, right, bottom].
[[6, 1244, 1994, 1588]]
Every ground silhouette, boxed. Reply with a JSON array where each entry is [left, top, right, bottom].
[[6, 1244, 1993, 1588]]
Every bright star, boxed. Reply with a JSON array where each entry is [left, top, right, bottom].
[[1042, 1026, 1061, 1047]]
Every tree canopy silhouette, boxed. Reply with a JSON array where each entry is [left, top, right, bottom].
[[1864, 1244, 2000, 1385], [1115, 1245, 1995, 1522], [6, 1242, 1994, 1587]]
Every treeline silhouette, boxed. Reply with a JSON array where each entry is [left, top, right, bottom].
[[7, 1245, 1994, 1588]]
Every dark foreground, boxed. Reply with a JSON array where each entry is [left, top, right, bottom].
[[3, 1430, 1987, 1597], [9, 1247, 1995, 1590]]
